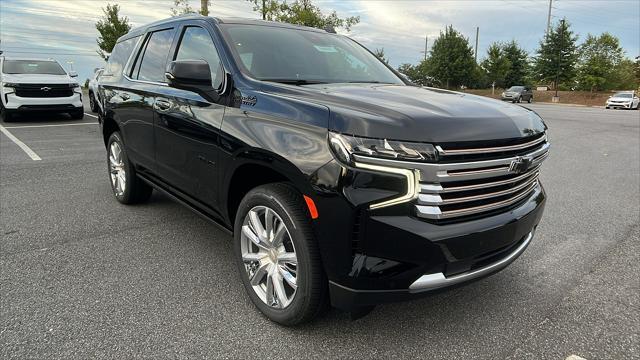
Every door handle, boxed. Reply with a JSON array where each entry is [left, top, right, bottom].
[[154, 99, 172, 111], [120, 93, 130, 100]]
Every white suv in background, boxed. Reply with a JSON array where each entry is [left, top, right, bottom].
[[0, 57, 84, 122]]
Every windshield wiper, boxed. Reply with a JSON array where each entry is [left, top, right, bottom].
[[261, 79, 327, 85], [347, 81, 394, 84]]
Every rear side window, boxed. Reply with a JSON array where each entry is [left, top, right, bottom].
[[137, 29, 175, 83], [175, 26, 223, 89], [105, 36, 140, 79]]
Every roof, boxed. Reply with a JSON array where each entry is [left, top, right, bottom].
[[121, 14, 326, 41]]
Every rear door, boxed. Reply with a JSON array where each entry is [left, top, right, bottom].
[[153, 21, 226, 209]]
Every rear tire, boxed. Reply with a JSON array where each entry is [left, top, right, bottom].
[[527, 96, 532, 103], [106, 132, 152, 204], [234, 183, 326, 326]]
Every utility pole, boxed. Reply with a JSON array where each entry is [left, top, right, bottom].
[[424, 36, 428, 61], [200, 0, 209, 16], [553, 18, 564, 102], [546, 0, 553, 38], [262, 0, 267, 20], [474, 27, 479, 63]]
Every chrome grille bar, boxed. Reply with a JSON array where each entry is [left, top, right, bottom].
[[418, 173, 539, 206], [435, 134, 547, 156]]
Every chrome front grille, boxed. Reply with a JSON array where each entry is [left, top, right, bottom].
[[350, 133, 549, 221], [416, 135, 549, 220]]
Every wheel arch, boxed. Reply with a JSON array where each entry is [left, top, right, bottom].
[[223, 151, 315, 227]]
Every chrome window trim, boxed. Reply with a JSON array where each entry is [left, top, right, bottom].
[[123, 74, 169, 87]]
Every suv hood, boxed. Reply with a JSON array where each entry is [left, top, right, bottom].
[[1, 73, 74, 84], [264, 83, 545, 143], [608, 96, 632, 101]]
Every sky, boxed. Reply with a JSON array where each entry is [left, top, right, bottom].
[[1, 0, 638, 82]]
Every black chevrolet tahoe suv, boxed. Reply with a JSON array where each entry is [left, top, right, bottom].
[[98, 15, 549, 325]]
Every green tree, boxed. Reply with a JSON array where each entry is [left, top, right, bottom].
[[397, 62, 438, 87], [481, 43, 511, 88], [532, 19, 579, 89], [247, 0, 359, 31], [95, 4, 131, 60], [502, 40, 529, 86], [577, 33, 625, 91], [170, 0, 210, 16], [426, 25, 475, 89], [374, 48, 388, 64], [609, 58, 639, 90]]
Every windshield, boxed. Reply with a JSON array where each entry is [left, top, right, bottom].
[[507, 86, 524, 92], [220, 24, 403, 85], [613, 93, 632, 98], [2, 60, 67, 75]]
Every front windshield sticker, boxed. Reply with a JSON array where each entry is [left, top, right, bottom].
[[313, 45, 338, 53]]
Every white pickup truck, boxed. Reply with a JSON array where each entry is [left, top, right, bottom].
[[0, 57, 84, 122]]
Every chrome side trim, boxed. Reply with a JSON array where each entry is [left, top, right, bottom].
[[354, 162, 420, 210], [436, 134, 546, 156], [409, 232, 533, 292], [416, 181, 538, 219]]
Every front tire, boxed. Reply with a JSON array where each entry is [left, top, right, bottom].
[[527, 96, 532, 103], [106, 132, 152, 204], [234, 183, 326, 326], [70, 109, 84, 120], [89, 92, 99, 113], [0, 105, 13, 122]]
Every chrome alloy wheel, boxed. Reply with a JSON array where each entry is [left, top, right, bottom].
[[241, 206, 298, 309], [109, 142, 126, 196]]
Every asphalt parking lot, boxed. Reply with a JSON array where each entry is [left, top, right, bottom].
[[1, 101, 638, 359]]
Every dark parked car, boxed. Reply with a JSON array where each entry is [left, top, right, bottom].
[[501, 86, 533, 103], [98, 15, 549, 325]]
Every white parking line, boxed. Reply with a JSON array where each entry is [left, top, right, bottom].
[[0, 124, 42, 161], [84, 113, 98, 119], [3, 122, 96, 129]]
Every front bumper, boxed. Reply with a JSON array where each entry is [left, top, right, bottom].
[[3, 92, 83, 111], [606, 102, 632, 108], [315, 179, 546, 311]]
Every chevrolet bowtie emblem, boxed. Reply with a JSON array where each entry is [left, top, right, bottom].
[[40, 86, 51, 91], [509, 156, 533, 174]]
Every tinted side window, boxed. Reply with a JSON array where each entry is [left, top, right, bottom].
[[137, 29, 175, 82], [105, 36, 140, 79], [175, 26, 223, 89]]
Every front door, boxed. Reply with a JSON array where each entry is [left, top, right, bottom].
[[153, 23, 227, 211]]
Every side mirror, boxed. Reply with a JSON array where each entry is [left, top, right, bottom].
[[69, 71, 78, 78], [165, 60, 218, 101]]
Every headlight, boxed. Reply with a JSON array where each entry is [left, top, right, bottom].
[[329, 132, 438, 165], [1, 82, 17, 88], [501, 92, 506, 96]]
